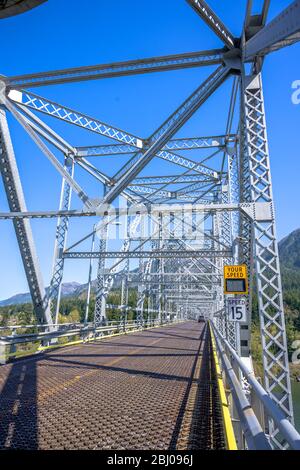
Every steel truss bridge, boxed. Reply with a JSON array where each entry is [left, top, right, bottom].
[[0, 0, 300, 451]]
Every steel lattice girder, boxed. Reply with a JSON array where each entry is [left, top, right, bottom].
[[129, 174, 214, 186], [0, 202, 250, 220], [7, 89, 143, 148], [75, 134, 235, 157], [63, 250, 232, 259], [242, 71, 294, 442], [155, 150, 218, 178], [5, 49, 225, 88]]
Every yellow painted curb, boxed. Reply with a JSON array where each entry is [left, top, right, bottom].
[[209, 323, 237, 451]]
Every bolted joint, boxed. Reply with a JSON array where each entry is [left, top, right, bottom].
[[223, 48, 242, 73]]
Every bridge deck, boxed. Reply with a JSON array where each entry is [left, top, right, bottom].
[[0, 321, 226, 450]]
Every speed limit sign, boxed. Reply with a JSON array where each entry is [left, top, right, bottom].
[[227, 298, 247, 322]]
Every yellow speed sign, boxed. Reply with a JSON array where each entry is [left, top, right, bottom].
[[224, 265, 248, 295]]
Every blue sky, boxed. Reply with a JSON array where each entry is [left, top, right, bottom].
[[0, 0, 299, 300]]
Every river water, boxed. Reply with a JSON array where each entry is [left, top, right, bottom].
[[292, 382, 300, 432]]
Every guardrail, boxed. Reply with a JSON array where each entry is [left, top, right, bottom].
[[0, 318, 181, 364], [209, 323, 237, 450], [210, 321, 300, 451]]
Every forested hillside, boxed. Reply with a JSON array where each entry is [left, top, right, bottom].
[[0, 229, 300, 374], [251, 229, 300, 377], [280, 229, 300, 319]]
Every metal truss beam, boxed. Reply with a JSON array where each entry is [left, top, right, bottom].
[[8, 89, 143, 148], [75, 134, 236, 157], [156, 150, 218, 178], [0, 202, 248, 220], [176, 179, 216, 194], [186, 0, 235, 48], [164, 134, 236, 151], [63, 249, 232, 259], [6, 49, 224, 89], [244, 1, 300, 61], [242, 71, 294, 443], [130, 174, 213, 186], [17, 101, 76, 155], [76, 144, 136, 157], [126, 186, 172, 199], [2, 97, 93, 208], [130, 185, 215, 202], [128, 270, 221, 276], [0, 107, 52, 325], [128, 279, 221, 285]]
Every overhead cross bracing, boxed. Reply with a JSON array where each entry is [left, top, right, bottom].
[[0, 0, 300, 451], [0, 0, 45, 19]]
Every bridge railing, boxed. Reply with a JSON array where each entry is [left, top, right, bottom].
[[210, 322, 300, 451], [0, 317, 179, 364]]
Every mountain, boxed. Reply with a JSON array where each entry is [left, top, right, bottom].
[[0, 282, 82, 307], [0, 269, 139, 307], [279, 228, 300, 271]]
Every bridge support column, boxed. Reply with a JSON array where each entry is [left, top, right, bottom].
[[84, 228, 96, 327], [238, 81, 253, 359], [94, 217, 108, 327], [241, 72, 294, 443]]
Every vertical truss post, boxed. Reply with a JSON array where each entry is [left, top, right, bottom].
[[147, 292, 152, 326], [0, 107, 52, 325], [238, 80, 254, 359], [150, 238, 159, 325], [94, 215, 108, 327], [228, 148, 240, 243], [150, 213, 160, 324], [48, 155, 74, 324], [120, 203, 130, 330], [158, 213, 164, 324], [85, 228, 96, 326], [120, 270, 128, 331], [213, 194, 226, 338], [136, 273, 144, 328], [241, 72, 294, 443], [221, 186, 238, 351], [148, 289, 153, 326], [136, 213, 145, 328]]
